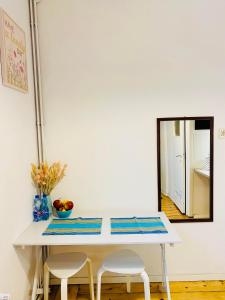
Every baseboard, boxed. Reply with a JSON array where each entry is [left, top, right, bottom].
[[50, 273, 225, 285]]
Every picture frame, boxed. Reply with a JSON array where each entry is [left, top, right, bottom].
[[0, 8, 28, 93]]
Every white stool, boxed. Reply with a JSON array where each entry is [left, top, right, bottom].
[[97, 249, 151, 300], [44, 252, 94, 300]]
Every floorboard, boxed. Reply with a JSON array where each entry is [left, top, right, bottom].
[[161, 194, 192, 220], [50, 281, 225, 300], [49, 285, 59, 300]]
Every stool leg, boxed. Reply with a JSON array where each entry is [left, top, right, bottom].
[[61, 278, 68, 300], [161, 244, 171, 300], [97, 267, 104, 300], [126, 277, 131, 293], [87, 258, 95, 300], [140, 271, 151, 300], [44, 263, 49, 300]]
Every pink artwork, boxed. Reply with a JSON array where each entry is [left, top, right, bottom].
[[0, 9, 28, 92]]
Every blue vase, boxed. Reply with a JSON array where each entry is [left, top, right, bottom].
[[41, 194, 50, 220], [33, 194, 42, 222], [46, 194, 53, 216]]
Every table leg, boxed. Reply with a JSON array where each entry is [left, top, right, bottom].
[[160, 244, 171, 300], [42, 245, 49, 263], [31, 246, 43, 300], [31, 245, 49, 300]]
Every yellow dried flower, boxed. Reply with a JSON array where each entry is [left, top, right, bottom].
[[31, 161, 67, 195]]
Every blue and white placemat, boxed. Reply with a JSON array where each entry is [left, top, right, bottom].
[[43, 217, 102, 235], [110, 217, 168, 234]]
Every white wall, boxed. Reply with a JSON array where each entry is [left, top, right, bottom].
[[37, 0, 225, 281], [0, 1, 37, 298]]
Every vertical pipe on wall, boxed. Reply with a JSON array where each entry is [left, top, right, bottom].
[[28, 0, 41, 163], [28, 0, 44, 163], [33, 0, 45, 161], [29, 3, 44, 296]]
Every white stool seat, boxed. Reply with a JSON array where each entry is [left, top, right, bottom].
[[97, 249, 151, 300], [46, 252, 87, 278], [102, 249, 145, 274], [44, 252, 94, 300]]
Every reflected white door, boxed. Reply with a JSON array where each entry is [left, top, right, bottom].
[[172, 121, 186, 213]]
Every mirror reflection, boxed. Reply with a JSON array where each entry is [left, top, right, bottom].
[[158, 117, 213, 222]]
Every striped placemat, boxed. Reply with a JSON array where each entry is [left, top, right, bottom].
[[42, 217, 102, 235], [111, 217, 168, 234]]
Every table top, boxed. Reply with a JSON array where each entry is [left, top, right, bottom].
[[13, 211, 181, 247]]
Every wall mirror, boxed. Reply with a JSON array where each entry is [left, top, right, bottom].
[[157, 117, 214, 222]]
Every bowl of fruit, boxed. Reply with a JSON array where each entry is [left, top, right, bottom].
[[53, 199, 74, 218]]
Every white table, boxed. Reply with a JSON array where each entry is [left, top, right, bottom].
[[14, 211, 181, 300]]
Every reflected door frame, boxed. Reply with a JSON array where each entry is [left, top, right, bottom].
[[157, 116, 214, 223]]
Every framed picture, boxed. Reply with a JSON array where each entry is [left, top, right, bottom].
[[0, 8, 28, 92]]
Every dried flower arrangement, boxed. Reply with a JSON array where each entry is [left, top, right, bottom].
[[31, 162, 67, 195]]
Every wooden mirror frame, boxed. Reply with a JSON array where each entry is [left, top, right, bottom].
[[157, 116, 214, 223]]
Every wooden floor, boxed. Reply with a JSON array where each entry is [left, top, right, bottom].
[[49, 281, 225, 299], [161, 194, 192, 220]]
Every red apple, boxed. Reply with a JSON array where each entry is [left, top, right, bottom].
[[64, 201, 74, 211], [53, 199, 62, 210]]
